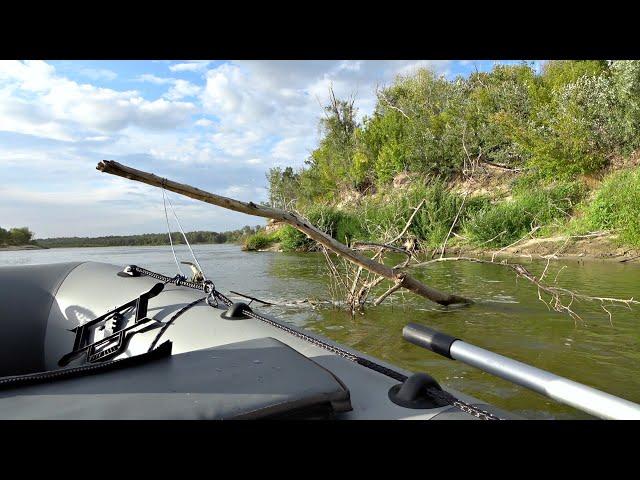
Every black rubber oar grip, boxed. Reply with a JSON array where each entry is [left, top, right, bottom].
[[402, 323, 459, 359]]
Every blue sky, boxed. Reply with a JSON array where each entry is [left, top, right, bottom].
[[0, 60, 541, 238]]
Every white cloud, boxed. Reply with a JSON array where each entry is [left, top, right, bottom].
[[194, 118, 213, 127], [0, 60, 56, 92], [0, 59, 473, 237], [220, 184, 268, 202], [271, 137, 311, 162], [165, 79, 201, 100], [169, 61, 211, 72], [0, 92, 75, 141], [136, 73, 174, 85], [137, 74, 201, 100], [78, 68, 117, 81], [210, 127, 264, 157], [84, 135, 111, 142], [0, 61, 197, 140]]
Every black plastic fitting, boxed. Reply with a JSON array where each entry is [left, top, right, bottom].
[[402, 322, 459, 359]]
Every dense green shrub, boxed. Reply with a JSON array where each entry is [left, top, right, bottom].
[[405, 182, 466, 247], [279, 225, 309, 252], [243, 230, 282, 251], [541, 60, 608, 91], [355, 181, 485, 248], [463, 182, 585, 247], [579, 168, 640, 246], [0, 226, 34, 246], [287, 60, 640, 200], [278, 205, 364, 252]]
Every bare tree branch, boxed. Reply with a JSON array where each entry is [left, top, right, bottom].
[[376, 88, 410, 120], [373, 282, 403, 306], [97, 160, 471, 307]]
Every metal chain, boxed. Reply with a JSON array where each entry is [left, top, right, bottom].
[[129, 265, 501, 420]]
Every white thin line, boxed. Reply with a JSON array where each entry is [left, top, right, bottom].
[[162, 186, 184, 277], [165, 192, 206, 280]]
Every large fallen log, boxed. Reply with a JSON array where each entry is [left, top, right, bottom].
[[97, 160, 471, 306]]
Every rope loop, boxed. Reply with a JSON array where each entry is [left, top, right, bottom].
[[173, 274, 187, 286], [206, 292, 219, 308], [203, 280, 218, 307]]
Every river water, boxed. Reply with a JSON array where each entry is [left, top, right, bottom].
[[2, 244, 639, 419]]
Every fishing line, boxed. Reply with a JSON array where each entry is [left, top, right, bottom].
[[164, 190, 207, 281], [162, 185, 185, 278]]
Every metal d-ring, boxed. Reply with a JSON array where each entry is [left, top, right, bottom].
[[203, 280, 218, 307]]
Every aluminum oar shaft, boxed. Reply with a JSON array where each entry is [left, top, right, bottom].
[[403, 322, 640, 420]]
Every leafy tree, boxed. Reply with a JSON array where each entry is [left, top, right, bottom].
[[272, 60, 640, 219], [301, 88, 360, 199], [8, 227, 33, 245], [541, 60, 609, 91], [266, 166, 300, 209]]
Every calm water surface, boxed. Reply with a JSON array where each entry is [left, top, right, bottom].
[[2, 244, 639, 419]]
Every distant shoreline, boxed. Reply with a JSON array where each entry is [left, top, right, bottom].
[[0, 244, 47, 251], [40, 242, 231, 250], [0, 243, 241, 251]]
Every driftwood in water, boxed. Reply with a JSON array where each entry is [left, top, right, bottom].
[[97, 160, 471, 307]]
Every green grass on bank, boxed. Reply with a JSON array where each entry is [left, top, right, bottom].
[[243, 229, 283, 251], [462, 180, 586, 247], [570, 168, 640, 246], [246, 167, 640, 252]]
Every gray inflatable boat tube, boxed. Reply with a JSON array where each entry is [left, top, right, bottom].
[[0, 261, 516, 420]]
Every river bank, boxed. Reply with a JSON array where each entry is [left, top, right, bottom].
[[245, 156, 640, 265], [0, 244, 46, 251], [445, 233, 640, 264], [249, 232, 640, 264]]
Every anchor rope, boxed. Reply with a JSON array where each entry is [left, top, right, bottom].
[[128, 265, 501, 420]]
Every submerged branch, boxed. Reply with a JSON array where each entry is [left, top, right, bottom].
[[412, 256, 639, 322]]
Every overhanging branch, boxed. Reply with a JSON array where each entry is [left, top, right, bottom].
[[97, 160, 471, 307]]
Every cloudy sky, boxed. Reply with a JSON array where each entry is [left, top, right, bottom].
[[0, 60, 536, 238]]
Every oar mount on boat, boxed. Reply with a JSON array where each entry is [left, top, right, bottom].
[[57, 282, 166, 367], [388, 372, 449, 409], [403, 322, 640, 420]]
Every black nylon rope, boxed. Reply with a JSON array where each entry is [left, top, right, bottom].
[[130, 265, 501, 420], [147, 297, 206, 353], [0, 341, 173, 390]]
